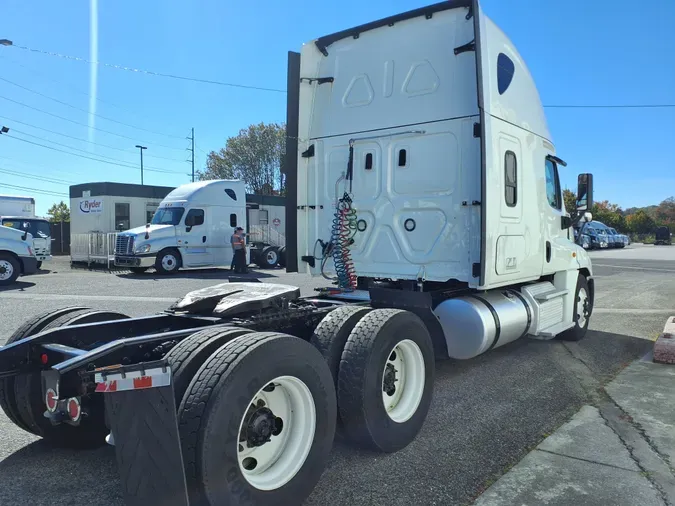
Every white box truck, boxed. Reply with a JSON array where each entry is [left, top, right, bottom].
[[0, 2, 598, 505], [0, 195, 35, 218], [0, 225, 38, 285], [113, 180, 249, 273]]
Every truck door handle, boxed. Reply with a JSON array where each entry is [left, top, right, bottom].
[[202, 236, 206, 243], [546, 241, 551, 263]]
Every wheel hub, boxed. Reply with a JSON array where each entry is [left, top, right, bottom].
[[244, 406, 283, 447], [383, 363, 398, 396]]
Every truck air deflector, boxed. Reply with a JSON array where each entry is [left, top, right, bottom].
[[314, 0, 473, 56]]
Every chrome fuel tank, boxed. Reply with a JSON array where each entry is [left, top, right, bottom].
[[433, 289, 532, 359]]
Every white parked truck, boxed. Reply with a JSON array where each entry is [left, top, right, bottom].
[[1, 217, 53, 268], [113, 180, 249, 274], [0, 2, 596, 505], [0, 225, 38, 285]]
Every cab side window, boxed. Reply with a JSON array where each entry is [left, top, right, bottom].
[[185, 209, 205, 226], [545, 159, 561, 210]]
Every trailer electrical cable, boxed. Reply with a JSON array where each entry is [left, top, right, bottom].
[[331, 192, 358, 290]]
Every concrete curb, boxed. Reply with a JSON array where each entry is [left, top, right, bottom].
[[653, 315, 675, 364]]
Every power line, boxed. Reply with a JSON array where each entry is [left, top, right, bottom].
[[4, 43, 286, 93], [8, 128, 184, 173], [3, 134, 186, 175], [0, 53, 188, 139], [0, 95, 186, 150], [0, 181, 68, 197], [0, 166, 73, 185], [0, 115, 187, 162], [0, 75, 187, 140]]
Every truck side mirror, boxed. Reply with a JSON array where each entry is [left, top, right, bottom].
[[185, 214, 195, 232], [576, 174, 593, 212]]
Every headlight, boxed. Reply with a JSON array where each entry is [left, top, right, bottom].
[[135, 244, 151, 254]]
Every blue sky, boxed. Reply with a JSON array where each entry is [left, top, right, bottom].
[[0, 0, 673, 216]]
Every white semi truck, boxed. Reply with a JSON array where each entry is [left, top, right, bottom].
[[0, 2, 596, 505], [113, 180, 249, 274], [1, 195, 52, 268]]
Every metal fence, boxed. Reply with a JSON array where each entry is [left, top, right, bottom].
[[248, 225, 286, 247], [70, 232, 118, 268]]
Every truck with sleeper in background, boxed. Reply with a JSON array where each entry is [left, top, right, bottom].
[[0, 2, 597, 505], [0, 225, 38, 285]]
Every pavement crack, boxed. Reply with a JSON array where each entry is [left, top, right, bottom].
[[535, 448, 644, 473]]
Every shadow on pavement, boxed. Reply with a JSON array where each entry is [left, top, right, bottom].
[[0, 281, 36, 292]]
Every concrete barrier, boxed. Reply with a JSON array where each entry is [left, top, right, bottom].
[[653, 315, 675, 364]]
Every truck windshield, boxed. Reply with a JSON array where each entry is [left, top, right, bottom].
[[1, 219, 51, 238], [151, 207, 185, 225]]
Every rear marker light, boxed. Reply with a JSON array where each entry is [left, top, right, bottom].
[[67, 398, 81, 422], [41, 354, 48, 365], [45, 389, 58, 412]]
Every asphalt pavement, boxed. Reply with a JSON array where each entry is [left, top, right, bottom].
[[0, 244, 673, 506]]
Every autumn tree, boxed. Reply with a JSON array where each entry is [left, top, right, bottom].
[[198, 123, 286, 195], [654, 196, 675, 227], [47, 201, 70, 222], [563, 189, 577, 216], [626, 210, 655, 234]]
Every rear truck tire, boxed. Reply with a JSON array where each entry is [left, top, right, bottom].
[[311, 306, 372, 388], [13, 309, 130, 448], [278, 246, 287, 268], [164, 326, 254, 404], [155, 248, 181, 274], [257, 245, 279, 269], [36, 261, 43, 270], [0, 253, 20, 286], [557, 275, 592, 342], [129, 267, 149, 274], [0, 307, 89, 434], [337, 308, 435, 453], [178, 332, 336, 506]]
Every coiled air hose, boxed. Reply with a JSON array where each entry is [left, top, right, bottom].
[[329, 192, 358, 290]]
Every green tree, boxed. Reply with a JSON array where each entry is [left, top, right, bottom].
[[47, 201, 70, 222], [198, 122, 286, 195], [563, 189, 577, 216], [654, 196, 675, 227], [626, 209, 655, 234]]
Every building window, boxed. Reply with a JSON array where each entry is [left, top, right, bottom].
[[146, 203, 159, 224], [504, 151, 517, 207], [230, 214, 237, 227], [545, 158, 561, 210], [497, 53, 515, 95], [114, 203, 130, 231], [185, 209, 205, 226]]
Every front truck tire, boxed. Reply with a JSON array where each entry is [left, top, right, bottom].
[[557, 274, 592, 342], [12, 309, 130, 448], [0, 307, 89, 434], [338, 309, 435, 453], [156, 248, 181, 274], [178, 332, 336, 506], [0, 253, 20, 286]]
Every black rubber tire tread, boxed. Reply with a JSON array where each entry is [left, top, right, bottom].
[[164, 326, 254, 404], [36, 261, 43, 270], [155, 248, 181, 275], [178, 331, 336, 506], [310, 305, 372, 387], [557, 274, 592, 342], [13, 309, 130, 448], [278, 246, 287, 268], [0, 306, 89, 434], [338, 308, 435, 453], [0, 253, 20, 286], [258, 245, 278, 269]]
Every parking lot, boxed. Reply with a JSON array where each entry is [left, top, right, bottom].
[[1, 243, 673, 506]]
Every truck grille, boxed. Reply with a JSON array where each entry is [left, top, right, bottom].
[[116, 235, 134, 255]]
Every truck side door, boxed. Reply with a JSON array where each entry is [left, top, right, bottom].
[[541, 157, 575, 274], [178, 208, 213, 267]]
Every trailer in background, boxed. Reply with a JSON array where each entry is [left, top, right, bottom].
[[0, 195, 35, 218], [246, 194, 287, 268]]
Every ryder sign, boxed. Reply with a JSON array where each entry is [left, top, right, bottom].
[[79, 198, 103, 214]]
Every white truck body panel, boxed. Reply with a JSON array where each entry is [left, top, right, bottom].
[[295, 0, 590, 293], [0, 195, 35, 219], [115, 180, 249, 269]]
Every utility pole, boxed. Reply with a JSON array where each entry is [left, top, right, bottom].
[[188, 127, 195, 182], [135, 145, 147, 185]]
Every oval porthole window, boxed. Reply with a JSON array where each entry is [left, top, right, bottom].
[[357, 219, 367, 232], [404, 218, 416, 232], [497, 53, 515, 95]]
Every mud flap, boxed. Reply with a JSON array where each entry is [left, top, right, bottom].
[[98, 364, 189, 506]]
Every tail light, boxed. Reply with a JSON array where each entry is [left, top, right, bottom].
[[67, 398, 81, 422]]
